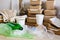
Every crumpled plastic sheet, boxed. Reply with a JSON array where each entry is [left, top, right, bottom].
[[27, 25, 60, 40]]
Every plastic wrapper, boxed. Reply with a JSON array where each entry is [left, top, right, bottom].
[[0, 24, 59, 40], [10, 25, 34, 39], [27, 25, 55, 40], [0, 24, 34, 39], [0, 24, 12, 36]]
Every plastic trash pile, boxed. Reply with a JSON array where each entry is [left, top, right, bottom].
[[0, 23, 34, 39], [27, 25, 55, 40]]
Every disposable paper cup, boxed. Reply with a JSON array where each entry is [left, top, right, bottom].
[[36, 14, 44, 25], [17, 18, 25, 26], [16, 15, 27, 26]]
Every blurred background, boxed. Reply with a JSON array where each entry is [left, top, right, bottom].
[[0, 0, 60, 18]]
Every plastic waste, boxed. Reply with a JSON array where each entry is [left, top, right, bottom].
[[6, 22, 23, 30], [0, 23, 34, 39], [10, 30, 26, 36], [10, 30, 34, 39], [10, 25, 28, 36], [27, 25, 55, 40], [47, 30, 55, 39], [27, 26, 46, 39], [0, 24, 12, 36], [10, 25, 34, 39]]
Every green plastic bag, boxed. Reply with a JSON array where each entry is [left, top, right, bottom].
[[0, 24, 12, 36], [6, 22, 23, 30]]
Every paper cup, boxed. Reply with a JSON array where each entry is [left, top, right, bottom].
[[17, 18, 25, 26], [16, 15, 27, 26], [36, 14, 44, 25]]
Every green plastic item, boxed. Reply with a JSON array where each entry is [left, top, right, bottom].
[[0, 24, 12, 36], [6, 22, 23, 30], [0, 23, 34, 40]]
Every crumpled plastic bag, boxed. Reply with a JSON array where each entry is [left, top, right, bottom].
[[27, 25, 55, 40], [10, 25, 34, 39], [6, 22, 23, 30], [0, 24, 12, 36], [10, 30, 34, 39], [0, 23, 34, 40]]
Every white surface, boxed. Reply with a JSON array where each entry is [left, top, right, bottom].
[[0, 0, 10, 9], [0, 0, 19, 11]]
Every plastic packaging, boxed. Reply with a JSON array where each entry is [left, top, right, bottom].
[[10, 25, 34, 39], [10, 25, 28, 36], [27, 25, 55, 40], [0, 24, 12, 36], [47, 30, 55, 39], [7, 22, 23, 30]]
